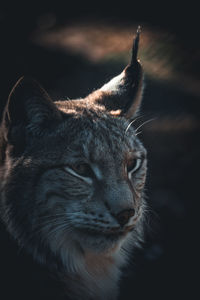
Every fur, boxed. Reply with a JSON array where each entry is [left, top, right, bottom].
[[0, 32, 147, 300]]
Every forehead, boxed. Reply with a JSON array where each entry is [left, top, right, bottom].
[[27, 112, 144, 167], [64, 114, 141, 162]]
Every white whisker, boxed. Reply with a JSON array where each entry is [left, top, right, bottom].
[[125, 115, 143, 134], [135, 131, 142, 136], [135, 118, 156, 133]]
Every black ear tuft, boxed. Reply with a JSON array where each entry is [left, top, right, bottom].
[[85, 28, 144, 119], [2, 76, 62, 145], [130, 25, 141, 65]]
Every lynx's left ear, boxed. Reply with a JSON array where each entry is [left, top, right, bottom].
[[87, 27, 144, 119]]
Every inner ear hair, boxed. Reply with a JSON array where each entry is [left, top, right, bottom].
[[85, 27, 144, 119], [1, 77, 62, 147]]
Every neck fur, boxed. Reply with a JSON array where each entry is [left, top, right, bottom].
[[57, 240, 130, 300]]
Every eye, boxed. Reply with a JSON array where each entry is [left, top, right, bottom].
[[127, 158, 142, 173], [71, 163, 93, 177]]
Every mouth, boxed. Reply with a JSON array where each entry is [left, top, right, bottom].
[[72, 223, 138, 253], [76, 224, 135, 240], [72, 212, 142, 249]]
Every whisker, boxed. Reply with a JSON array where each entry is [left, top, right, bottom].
[[135, 118, 156, 133], [35, 218, 66, 228], [24, 222, 72, 246], [47, 223, 73, 239], [38, 213, 68, 220], [125, 116, 143, 134], [135, 131, 142, 136]]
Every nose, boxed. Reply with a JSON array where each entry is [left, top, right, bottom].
[[115, 209, 135, 227]]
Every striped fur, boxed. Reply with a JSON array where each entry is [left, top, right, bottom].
[[0, 33, 147, 300]]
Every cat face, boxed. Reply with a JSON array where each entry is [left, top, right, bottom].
[[0, 30, 147, 269], [32, 110, 147, 255]]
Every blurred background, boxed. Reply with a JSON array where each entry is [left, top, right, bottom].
[[0, 1, 199, 299]]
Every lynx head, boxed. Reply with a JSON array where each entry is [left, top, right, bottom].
[[0, 29, 147, 275]]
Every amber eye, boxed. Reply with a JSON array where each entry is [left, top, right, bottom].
[[71, 163, 93, 177], [127, 158, 141, 173]]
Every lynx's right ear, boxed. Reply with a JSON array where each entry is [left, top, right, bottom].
[[1, 76, 62, 146], [86, 27, 144, 119]]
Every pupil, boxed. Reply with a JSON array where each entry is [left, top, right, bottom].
[[76, 164, 86, 173], [127, 159, 137, 173], [74, 163, 92, 177]]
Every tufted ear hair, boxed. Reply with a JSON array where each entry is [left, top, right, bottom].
[[86, 27, 144, 119], [1, 76, 62, 146]]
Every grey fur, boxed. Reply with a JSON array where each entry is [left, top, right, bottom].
[[0, 34, 147, 300]]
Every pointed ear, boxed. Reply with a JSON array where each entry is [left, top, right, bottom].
[[2, 76, 62, 145], [87, 27, 144, 119]]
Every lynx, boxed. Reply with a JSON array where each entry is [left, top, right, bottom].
[[0, 29, 147, 300]]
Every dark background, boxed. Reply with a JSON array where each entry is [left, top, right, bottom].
[[0, 1, 199, 299]]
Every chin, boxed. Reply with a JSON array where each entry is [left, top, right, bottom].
[[74, 228, 128, 253]]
